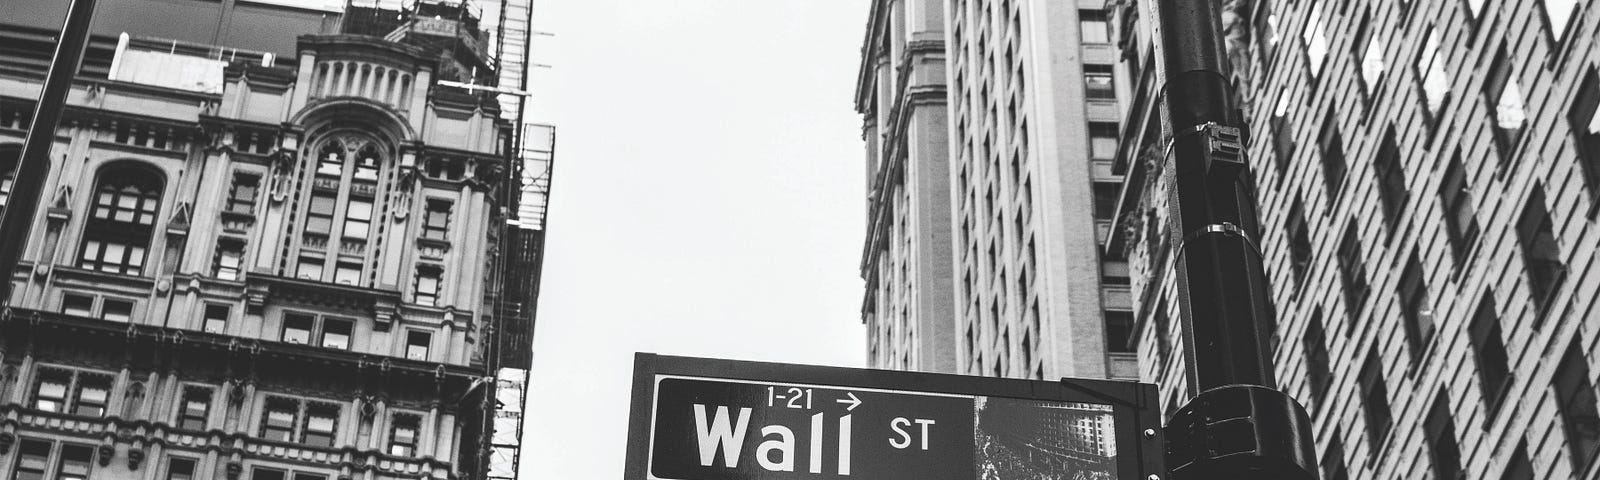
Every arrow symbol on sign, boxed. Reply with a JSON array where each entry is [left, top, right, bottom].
[[837, 392, 861, 411]]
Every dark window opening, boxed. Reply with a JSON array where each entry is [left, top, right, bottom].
[[1105, 311, 1135, 354], [320, 319, 352, 350], [61, 293, 93, 317], [1517, 185, 1564, 318], [406, 331, 432, 361], [79, 164, 162, 275], [179, 388, 210, 430], [1373, 127, 1408, 233], [1318, 111, 1347, 200], [1438, 150, 1480, 262], [1287, 198, 1313, 286], [1555, 339, 1600, 470], [56, 445, 94, 480], [1322, 431, 1349, 480], [1303, 309, 1332, 413], [1336, 223, 1369, 321], [1398, 253, 1434, 363], [1424, 393, 1463, 480], [1469, 292, 1511, 417], [1358, 350, 1392, 452], [389, 415, 420, 457], [1570, 68, 1600, 213], [282, 313, 314, 345], [166, 457, 196, 480], [203, 304, 230, 334]]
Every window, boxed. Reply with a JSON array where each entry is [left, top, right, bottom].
[[320, 319, 352, 350], [1373, 127, 1407, 232], [406, 331, 432, 361], [1303, 309, 1332, 412], [1321, 431, 1349, 480], [0, 147, 15, 209], [1555, 339, 1600, 470], [282, 313, 314, 344], [1271, 91, 1296, 173], [215, 241, 244, 281], [1424, 393, 1462, 480], [32, 370, 70, 412], [1398, 253, 1434, 363], [1484, 44, 1527, 161], [296, 256, 324, 280], [101, 299, 133, 323], [13, 440, 50, 480], [1089, 122, 1118, 160], [1092, 182, 1118, 219], [1317, 112, 1346, 200], [353, 153, 379, 181], [1416, 28, 1450, 119], [167, 458, 197, 480], [1105, 311, 1134, 353], [315, 143, 343, 177], [1287, 198, 1312, 286], [1569, 69, 1600, 203], [1517, 185, 1564, 316], [389, 414, 420, 456], [1084, 66, 1115, 100], [203, 304, 229, 334], [1302, 7, 1329, 78], [342, 199, 372, 239], [1503, 440, 1533, 480], [1438, 151, 1480, 261], [72, 376, 109, 417], [1540, 0, 1579, 43], [1152, 299, 1171, 367], [61, 293, 93, 317], [421, 199, 452, 240], [1079, 10, 1109, 44], [1469, 293, 1510, 415], [1357, 350, 1392, 451], [1356, 10, 1383, 92], [414, 267, 442, 306], [304, 193, 336, 236], [261, 400, 298, 442], [226, 173, 259, 215], [55, 445, 94, 480], [178, 388, 210, 430], [79, 164, 162, 275], [253, 468, 287, 480], [333, 262, 361, 285], [302, 405, 338, 447], [1336, 223, 1369, 319]]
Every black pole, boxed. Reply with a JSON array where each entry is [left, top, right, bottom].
[[1149, 1, 1318, 479], [0, 0, 100, 304]]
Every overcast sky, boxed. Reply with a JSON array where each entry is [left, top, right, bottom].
[[520, 1, 869, 477]]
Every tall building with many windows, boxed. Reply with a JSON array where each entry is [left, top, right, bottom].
[[857, 0, 1137, 381], [1110, 0, 1600, 478], [0, 1, 549, 479]]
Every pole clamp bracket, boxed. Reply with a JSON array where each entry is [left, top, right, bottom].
[[1178, 222, 1263, 260]]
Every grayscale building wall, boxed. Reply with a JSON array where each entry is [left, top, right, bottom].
[[1111, 0, 1600, 478], [0, 1, 544, 479]]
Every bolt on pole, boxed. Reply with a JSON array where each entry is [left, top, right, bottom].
[[1148, 0, 1318, 479], [0, 0, 99, 304]]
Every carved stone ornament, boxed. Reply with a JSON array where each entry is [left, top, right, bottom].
[[97, 443, 114, 466], [0, 432, 16, 454]]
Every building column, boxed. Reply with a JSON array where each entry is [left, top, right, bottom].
[[209, 381, 231, 429], [8, 353, 35, 404], [432, 412, 455, 460], [366, 398, 389, 452], [338, 396, 362, 448], [107, 367, 132, 418], [418, 405, 439, 458]]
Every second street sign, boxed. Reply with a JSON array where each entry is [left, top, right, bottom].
[[625, 354, 1164, 480]]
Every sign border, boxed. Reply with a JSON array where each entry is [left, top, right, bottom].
[[624, 353, 1166, 480]]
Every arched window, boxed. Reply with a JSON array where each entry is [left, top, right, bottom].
[[79, 163, 163, 275], [295, 134, 386, 284]]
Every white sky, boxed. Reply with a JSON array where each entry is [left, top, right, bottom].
[[520, 1, 869, 478]]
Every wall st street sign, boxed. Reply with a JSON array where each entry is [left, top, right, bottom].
[[625, 354, 1165, 480]]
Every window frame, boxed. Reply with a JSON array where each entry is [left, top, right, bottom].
[[1423, 392, 1463, 480], [1357, 350, 1392, 452], [1438, 150, 1480, 264], [1516, 184, 1565, 320], [1483, 43, 1528, 165], [1397, 252, 1434, 364], [178, 386, 212, 431], [1554, 339, 1600, 471], [1468, 292, 1511, 418], [405, 330, 432, 361]]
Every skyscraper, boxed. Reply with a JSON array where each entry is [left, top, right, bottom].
[[1110, 0, 1600, 478], [857, 0, 1136, 381], [0, 1, 549, 479]]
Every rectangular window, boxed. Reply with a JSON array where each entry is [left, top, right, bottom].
[[1373, 127, 1408, 232], [215, 241, 244, 281], [333, 262, 361, 286], [421, 200, 452, 240], [1416, 27, 1451, 119], [1092, 182, 1118, 219], [342, 199, 372, 239], [1484, 44, 1527, 161], [406, 331, 432, 361], [1438, 151, 1480, 261], [1356, 10, 1383, 92], [1303, 309, 1332, 412], [73, 376, 110, 417], [1336, 223, 1369, 318], [1079, 10, 1109, 44], [179, 388, 210, 430], [1398, 253, 1434, 363], [296, 256, 324, 280], [61, 293, 93, 317], [203, 304, 230, 334], [293, 474, 327, 480], [1084, 65, 1115, 100], [1153, 299, 1171, 367], [316, 150, 343, 177], [79, 239, 147, 275], [1503, 441, 1533, 480], [33, 370, 70, 412], [1302, 8, 1329, 78], [414, 267, 441, 306], [167, 458, 197, 480], [304, 193, 337, 235], [1570, 69, 1600, 203], [102, 299, 133, 323], [1104, 311, 1134, 354], [282, 313, 314, 345], [1469, 293, 1511, 415], [1089, 122, 1119, 160], [389, 415, 420, 457], [14, 440, 50, 480], [302, 405, 338, 448], [353, 155, 379, 182], [1424, 393, 1462, 479], [1321, 431, 1348, 480], [1271, 91, 1296, 174], [1287, 198, 1312, 286], [1517, 185, 1564, 316], [252, 468, 287, 480], [56, 445, 94, 480], [1317, 112, 1346, 200], [226, 173, 260, 215], [1358, 351, 1392, 451], [320, 319, 352, 350], [261, 400, 297, 442], [1555, 339, 1600, 470]]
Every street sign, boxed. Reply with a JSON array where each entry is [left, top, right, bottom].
[[625, 354, 1165, 480]]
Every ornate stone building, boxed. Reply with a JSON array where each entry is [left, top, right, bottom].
[[0, 1, 545, 479]]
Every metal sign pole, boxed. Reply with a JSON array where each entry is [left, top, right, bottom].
[[0, 0, 99, 303]]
